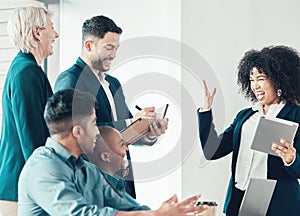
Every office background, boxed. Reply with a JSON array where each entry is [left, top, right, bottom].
[[1, 0, 300, 214]]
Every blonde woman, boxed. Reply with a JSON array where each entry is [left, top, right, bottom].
[[0, 6, 58, 208]]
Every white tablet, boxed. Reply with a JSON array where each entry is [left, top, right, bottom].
[[250, 116, 299, 156]]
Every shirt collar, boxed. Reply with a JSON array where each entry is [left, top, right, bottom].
[[99, 73, 109, 85], [45, 137, 88, 166], [45, 137, 72, 161], [100, 170, 125, 191], [252, 101, 285, 116], [76, 57, 87, 69]]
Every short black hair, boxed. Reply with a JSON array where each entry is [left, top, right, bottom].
[[44, 89, 97, 135], [98, 125, 116, 144], [82, 15, 122, 43], [237, 45, 300, 104]]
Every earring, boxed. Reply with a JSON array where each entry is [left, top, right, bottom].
[[277, 89, 282, 97]]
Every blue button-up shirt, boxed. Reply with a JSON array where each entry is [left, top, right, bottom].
[[99, 170, 150, 210], [18, 138, 147, 215]]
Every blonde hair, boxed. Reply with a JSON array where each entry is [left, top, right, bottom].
[[7, 6, 53, 53]]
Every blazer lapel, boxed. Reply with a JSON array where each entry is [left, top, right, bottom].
[[76, 60, 113, 121], [105, 75, 128, 120], [276, 103, 293, 119]]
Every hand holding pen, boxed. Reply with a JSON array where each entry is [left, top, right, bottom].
[[132, 105, 157, 122], [134, 105, 169, 138]]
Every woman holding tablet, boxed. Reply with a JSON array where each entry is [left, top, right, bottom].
[[198, 45, 300, 216]]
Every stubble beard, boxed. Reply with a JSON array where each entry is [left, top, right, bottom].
[[91, 58, 109, 73]]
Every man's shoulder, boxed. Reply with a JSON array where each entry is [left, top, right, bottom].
[[28, 146, 57, 162], [58, 57, 88, 77], [54, 64, 83, 92], [19, 147, 76, 195], [58, 64, 82, 79], [19, 148, 53, 182]]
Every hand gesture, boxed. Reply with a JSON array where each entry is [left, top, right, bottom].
[[115, 194, 207, 215], [157, 194, 207, 216], [202, 80, 216, 110], [131, 106, 169, 140], [272, 139, 296, 164]]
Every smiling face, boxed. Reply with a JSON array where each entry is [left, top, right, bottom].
[[250, 67, 279, 112], [77, 109, 99, 156], [38, 15, 59, 58], [103, 128, 128, 173], [89, 32, 120, 73]]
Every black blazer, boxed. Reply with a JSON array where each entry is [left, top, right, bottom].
[[198, 103, 300, 216]]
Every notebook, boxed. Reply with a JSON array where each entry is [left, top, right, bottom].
[[121, 104, 169, 145], [239, 178, 276, 216], [250, 116, 299, 156]]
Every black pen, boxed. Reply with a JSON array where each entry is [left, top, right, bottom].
[[135, 105, 142, 111]]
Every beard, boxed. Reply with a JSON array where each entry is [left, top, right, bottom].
[[91, 58, 109, 72]]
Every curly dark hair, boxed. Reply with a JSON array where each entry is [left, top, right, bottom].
[[237, 45, 300, 104], [82, 15, 122, 43]]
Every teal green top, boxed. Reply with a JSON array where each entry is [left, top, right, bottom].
[[0, 52, 52, 201], [18, 138, 149, 215]]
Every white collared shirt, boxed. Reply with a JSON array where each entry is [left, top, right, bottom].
[[97, 73, 118, 121], [235, 102, 285, 190], [97, 73, 156, 143]]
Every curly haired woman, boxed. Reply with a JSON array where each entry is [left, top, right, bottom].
[[198, 45, 300, 216]]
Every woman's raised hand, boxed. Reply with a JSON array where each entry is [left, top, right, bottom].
[[202, 80, 216, 110]]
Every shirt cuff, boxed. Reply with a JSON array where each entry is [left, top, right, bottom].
[[284, 155, 296, 166], [198, 107, 212, 113], [142, 134, 157, 145]]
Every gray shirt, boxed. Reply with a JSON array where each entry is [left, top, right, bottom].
[[18, 137, 146, 215]]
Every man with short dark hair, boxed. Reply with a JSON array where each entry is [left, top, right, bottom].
[[88, 126, 147, 208], [54, 15, 168, 198], [18, 89, 206, 216]]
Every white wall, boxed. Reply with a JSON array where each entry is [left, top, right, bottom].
[[181, 0, 300, 214]]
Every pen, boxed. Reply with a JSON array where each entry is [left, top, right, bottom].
[[135, 105, 142, 111]]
